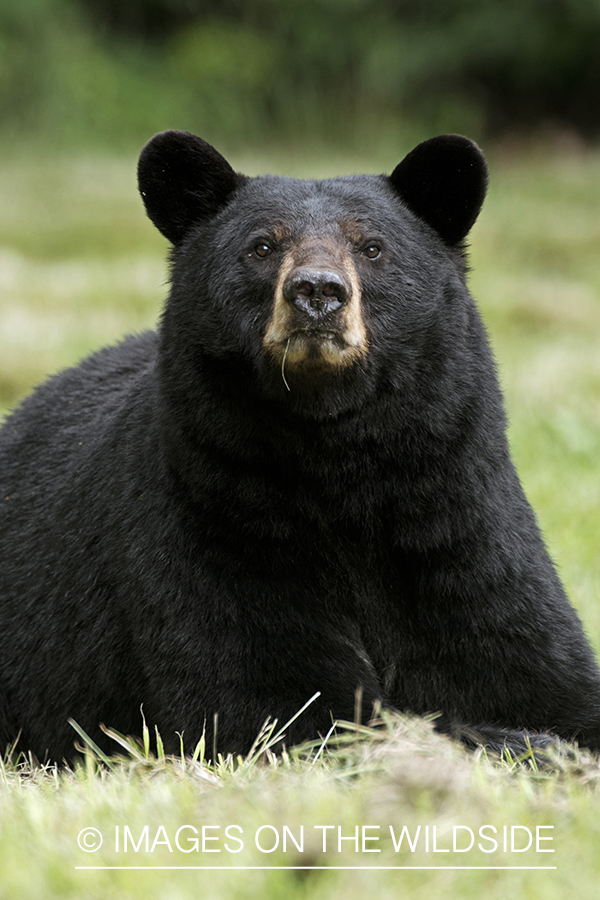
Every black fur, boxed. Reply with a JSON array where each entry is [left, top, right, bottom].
[[390, 134, 488, 245], [1, 131, 600, 762]]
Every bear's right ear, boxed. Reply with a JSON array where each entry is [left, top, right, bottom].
[[138, 131, 244, 244]]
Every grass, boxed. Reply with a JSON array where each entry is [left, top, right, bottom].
[[1, 713, 600, 900], [1, 139, 600, 898]]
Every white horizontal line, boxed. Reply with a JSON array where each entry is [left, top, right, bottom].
[[75, 865, 558, 871]]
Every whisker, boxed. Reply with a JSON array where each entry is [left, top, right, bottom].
[[281, 337, 291, 392]]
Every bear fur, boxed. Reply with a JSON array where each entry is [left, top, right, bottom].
[[1, 130, 600, 762]]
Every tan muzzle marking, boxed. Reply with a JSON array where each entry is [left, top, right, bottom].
[[263, 244, 368, 372]]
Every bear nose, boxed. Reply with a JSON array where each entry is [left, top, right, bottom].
[[283, 268, 349, 317]]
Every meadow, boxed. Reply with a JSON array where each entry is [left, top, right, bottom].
[[1, 140, 600, 899]]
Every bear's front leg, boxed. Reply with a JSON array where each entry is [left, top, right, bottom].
[[379, 531, 600, 753], [136, 588, 384, 757]]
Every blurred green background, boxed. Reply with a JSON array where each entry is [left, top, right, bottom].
[[2, 0, 600, 152]]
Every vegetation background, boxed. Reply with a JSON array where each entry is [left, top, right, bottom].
[[4, 0, 600, 152], [1, 1, 600, 898]]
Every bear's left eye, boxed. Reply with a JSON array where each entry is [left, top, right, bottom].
[[254, 242, 273, 258], [362, 244, 381, 260]]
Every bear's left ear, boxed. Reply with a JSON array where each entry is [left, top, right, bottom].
[[138, 130, 245, 244], [389, 134, 488, 245]]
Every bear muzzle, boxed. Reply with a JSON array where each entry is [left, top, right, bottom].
[[264, 254, 368, 375]]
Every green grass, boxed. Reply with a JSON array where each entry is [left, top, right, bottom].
[[1, 141, 600, 898], [1, 714, 600, 900]]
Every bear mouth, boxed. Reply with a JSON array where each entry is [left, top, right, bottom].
[[263, 311, 368, 377], [291, 327, 339, 342], [271, 328, 365, 376], [283, 328, 347, 360]]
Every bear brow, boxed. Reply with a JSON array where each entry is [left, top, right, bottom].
[[338, 217, 373, 244], [270, 224, 293, 243]]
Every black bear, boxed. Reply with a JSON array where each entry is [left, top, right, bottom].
[[1, 130, 600, 763]]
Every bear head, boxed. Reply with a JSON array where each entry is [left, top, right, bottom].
[[138, 131, 488, 420]]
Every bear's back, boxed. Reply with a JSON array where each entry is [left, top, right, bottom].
[[0, 330, 159, 486]]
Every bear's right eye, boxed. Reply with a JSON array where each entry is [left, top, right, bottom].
[[254, 243, 273, 258]]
